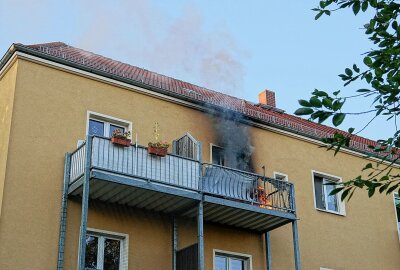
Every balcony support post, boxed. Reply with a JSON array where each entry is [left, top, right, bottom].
[[292, 220, 301, 270], [172, 217, 178, 270], [198, 200, 204, 270], [265, 232, 272, 270], [56, 152, 71, 270], [77, 136, 92, 270]]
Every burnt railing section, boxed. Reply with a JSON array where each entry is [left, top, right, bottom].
[[202, 163, 294, 213], [68, 136, 295, 213]]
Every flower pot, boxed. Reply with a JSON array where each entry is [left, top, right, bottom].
[[148, 146, 168, 157], [111, 137, 131, 147]]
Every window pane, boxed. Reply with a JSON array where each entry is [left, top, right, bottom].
[[212, 146, 225, 166], [325, 182, 339, 212], [85, 235, 98, 269], [314, 176, 325, 209], [230, 258, 244, 270], [103, 238, 121, 270], [89, 119, 104, 137], [215, 256, 227, 270], [109, 124, 125, 138]]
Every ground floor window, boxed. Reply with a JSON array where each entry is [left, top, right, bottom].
[[214, 251, 251, 270], [85, 230, 128, 270]]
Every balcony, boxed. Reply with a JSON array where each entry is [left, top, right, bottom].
[[67, 136, 296, 232]]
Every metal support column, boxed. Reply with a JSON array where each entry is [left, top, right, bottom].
[[77, 136, 92, 270], [198, 200, 204, 270], [292, 220, 301, 270], [57, 153, 71, 270], [172, 217, 178, 270], [265, 232, 272, 270]]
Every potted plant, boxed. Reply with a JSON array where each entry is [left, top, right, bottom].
[[111, 129, 131, 147], [148, 122, 169, 157]]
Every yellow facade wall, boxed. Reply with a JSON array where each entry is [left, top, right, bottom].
[[0, 61, 17, 217], [0, 57, 399, 270]]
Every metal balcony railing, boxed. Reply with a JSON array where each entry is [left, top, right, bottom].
[[202, 163, 294, 212], [68, 136, 295, 213]]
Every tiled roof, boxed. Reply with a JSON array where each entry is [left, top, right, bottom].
[[20, 42, 377, 155]]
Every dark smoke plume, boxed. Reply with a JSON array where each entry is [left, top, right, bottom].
[[210, 107, 254, 172]]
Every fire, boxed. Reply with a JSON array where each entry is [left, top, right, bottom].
[[257, 186, 272, 209]]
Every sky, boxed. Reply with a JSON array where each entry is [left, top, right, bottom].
[[0, 0, 391, 141]]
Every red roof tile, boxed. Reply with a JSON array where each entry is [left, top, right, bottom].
[[21, 42, 378, 155]]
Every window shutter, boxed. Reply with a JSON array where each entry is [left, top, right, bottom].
[[173, 133, 199, 160]]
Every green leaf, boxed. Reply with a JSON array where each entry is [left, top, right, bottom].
[[294, 108, 314, 116], [368, 187, 375, 197], [363, 56, 373, 66], [353, 64, 360, 73], [314, 90, 329, 97], [310, 97, 322, 108], [332, 113, 345, 126], [386, 184, 399, 194], [332, 100, 344, 111], [330, 187, 344, 196], [348, 127, 355, 133], [315, 11, 324, 20], [322, 98, 333, 108], [298, 99, 312, 107], [341, 188, 351, 201], [362, 163, 373, 171], [361, 1, 368, 12], [352, 1, 360, 15], [356, 88, 371, 93], [345, 68, 353, 76]]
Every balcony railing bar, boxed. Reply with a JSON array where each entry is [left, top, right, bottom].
[[68, 136, 295, 214]]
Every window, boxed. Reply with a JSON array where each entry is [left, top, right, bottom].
[[211, 145, 225, 166], [273, 172, 288, 181], [84, 230, 128, 270], [214, 251, 251, 270], [312, 171, 344, 215], [87, 112, 131, 138], [394, 193, 400, 239]]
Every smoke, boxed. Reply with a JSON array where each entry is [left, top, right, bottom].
[[75, 0, 247, 96], [74, 0, 253, 170], [211, 107, 254, 172]]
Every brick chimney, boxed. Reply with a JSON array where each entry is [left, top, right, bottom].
[[258, 89, 276, 107]]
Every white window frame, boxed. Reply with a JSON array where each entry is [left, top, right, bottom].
[[86, 111, 132, 137], [311, 170, 346, 216], [273, 172, 288, 181], [393, 193, 400, 241], [213, 249, 252, 270], [210, 143, 225, 166], [81, 228, 129, 270]]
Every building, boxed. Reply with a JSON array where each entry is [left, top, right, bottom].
[[0, 42, 399, 270]]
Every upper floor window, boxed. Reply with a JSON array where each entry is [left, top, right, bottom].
[[85, 229, 128, 270], [87, 112, 131, 138], [214, 251, 251, 270], [312, 171, 345, 215], [211, 145, 225, 166], [394, 193, 400, 239]]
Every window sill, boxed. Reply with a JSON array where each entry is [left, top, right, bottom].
[[316, 208, 346, 217]]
